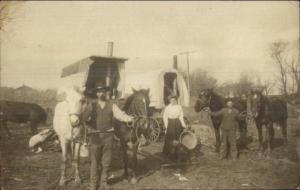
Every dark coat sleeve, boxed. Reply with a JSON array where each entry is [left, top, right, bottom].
[[210, 108, 224, 116], [81, 102, 94, 124], [194, 99, 200, 112]]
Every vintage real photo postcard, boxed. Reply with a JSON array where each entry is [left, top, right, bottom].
[[0, 1, 299, 190]]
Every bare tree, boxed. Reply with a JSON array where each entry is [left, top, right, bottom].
[[0, 1, 23, 89], [0, 1, 22, 32], [285, 38, 300, 95], [234, 72, 256, 97], [262, 79, 276, 95], [269, 41, 289, 96], [188, 68, 218, 96], [217, 81, 235, 97]]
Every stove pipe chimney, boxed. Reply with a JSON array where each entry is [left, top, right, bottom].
[[107, 42, 114, 57]]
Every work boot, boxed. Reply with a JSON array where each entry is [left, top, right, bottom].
[[88, 184, 97, 190], [99, 182, 111, 190]]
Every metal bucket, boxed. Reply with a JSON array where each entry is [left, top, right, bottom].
[[179, 130, 197, 150], [80, 142, 89, 158]]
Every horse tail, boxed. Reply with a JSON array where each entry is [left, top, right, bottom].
[[38, 106, 49, 126], [42, 109, 48, 126], [282, 99, 288, 120], [194, 100, 200, 112]]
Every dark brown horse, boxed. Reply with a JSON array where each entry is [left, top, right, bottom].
[[194, 89, 248, 152], [250, 90, 288, 154], [114, 88, 150, 185], [0, 100, 47, 136]]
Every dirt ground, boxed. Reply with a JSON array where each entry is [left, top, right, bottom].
[[1, 107, 300, 190]]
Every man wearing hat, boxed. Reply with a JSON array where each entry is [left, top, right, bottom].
[[83, 83, 133, 190], [209, 97, 240, 160]]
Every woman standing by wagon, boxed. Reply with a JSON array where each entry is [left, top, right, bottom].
[[162, 95, 188, 161]]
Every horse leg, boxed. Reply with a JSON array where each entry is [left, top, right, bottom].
[[73, 142, 82, 185], [130, 142, 139, 185], [2, 121, 11, 138], [280, 120, 288, 145], [59, 139, 69, 186], [214, 126, 221, 153], [255, 121, 263, 151], [121, 139, 129, 181], [266, 123, 274, 156], [297, 138, 300, 188], [238, 122, 247, 149], [29, 122, 38, 135]]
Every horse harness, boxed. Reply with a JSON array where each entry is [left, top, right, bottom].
[[126, 114, 150, 145]]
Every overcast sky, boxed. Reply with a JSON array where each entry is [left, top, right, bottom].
[[1, 1, 299, 89]]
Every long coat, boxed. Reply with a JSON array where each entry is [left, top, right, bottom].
[[211, 108, 240, 130]]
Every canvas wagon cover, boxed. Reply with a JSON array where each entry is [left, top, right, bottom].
[[124, 68, 190, 108], [60, 56, 127, 94]]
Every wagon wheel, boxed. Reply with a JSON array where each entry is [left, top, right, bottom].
[[147, 117, 161, 142]]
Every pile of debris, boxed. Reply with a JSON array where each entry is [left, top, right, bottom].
[[29, 128, 60, 153], [191, 109, 215, 149]]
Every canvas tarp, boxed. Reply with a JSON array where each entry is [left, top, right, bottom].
[[60, 71, 88, 90], [124, 68, 190, 109], [60, 56, 126, 95]]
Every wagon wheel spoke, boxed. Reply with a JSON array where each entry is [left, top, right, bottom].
[[148, 118, 161, 142]]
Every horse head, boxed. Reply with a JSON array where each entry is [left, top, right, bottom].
[[128, 87, 150, 116], [250, 89, 264, 118], [57, 87, 86, 128], [195, 88, 214, 111]]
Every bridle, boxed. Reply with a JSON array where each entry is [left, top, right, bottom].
[[66, 99, 85, 143], [199, 93, 212, 112], [125, 96, 149, 144]]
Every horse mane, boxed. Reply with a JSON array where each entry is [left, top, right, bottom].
[[58, 87, 82, 103], [123, 94, 135, 112], [209, 90, 225, 111], [122, 90, 150, 116]]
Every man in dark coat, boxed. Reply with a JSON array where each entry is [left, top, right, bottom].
[[83, 84, 133, 190], [209, 99, 241, 160]]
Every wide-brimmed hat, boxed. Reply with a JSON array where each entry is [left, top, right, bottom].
[[95, 85, 110, 92], [168, 94, 178, 100]]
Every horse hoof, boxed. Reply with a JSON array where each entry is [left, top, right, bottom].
[[130, 177, 137, 185], [59, 178, 66, 186], [75, 177, 82, 185], [121, 173, 129, 183], [258, 152, 263, 158]]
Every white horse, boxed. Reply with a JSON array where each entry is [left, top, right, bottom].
[[53, 87, 86, 186]]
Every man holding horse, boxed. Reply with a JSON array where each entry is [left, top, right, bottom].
[[83, 84, 133, 190], [209, 99, 241, 160]]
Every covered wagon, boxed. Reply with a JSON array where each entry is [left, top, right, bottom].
[[123, 68, 190, 141], [60, 55, 128, 99], [124, 68, 190, 111], [60, 57, 190, 142]]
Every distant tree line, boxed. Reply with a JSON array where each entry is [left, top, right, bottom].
[[180, 38, 299, 100], [268, 38, 300, 96], [0, 87, 57, 110]]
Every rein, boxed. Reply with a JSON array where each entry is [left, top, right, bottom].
[[65, 101, 85, 144], [126, 114, 157, 145], [126, 115, 147, 144], [125, 95, 149, 145]]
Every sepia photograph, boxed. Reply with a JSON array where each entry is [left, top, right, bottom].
[[0, 1, 299, 190]]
